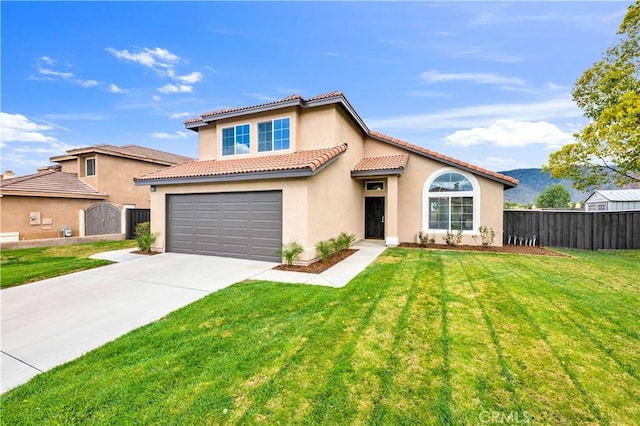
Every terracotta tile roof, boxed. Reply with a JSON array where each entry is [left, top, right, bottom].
[[369, 131, 519, 187], [0, 170, 108, 198], [135, 144, 348, 182], [185, 91, 345, 125], [50, 144, 193, 165], [352, 154, 409, 172]]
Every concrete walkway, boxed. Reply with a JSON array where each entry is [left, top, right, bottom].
[[1, 242, 385, 393]]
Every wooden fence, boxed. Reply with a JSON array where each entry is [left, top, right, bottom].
[[125, 208, 151, 239], [503, 210, 640, 250]]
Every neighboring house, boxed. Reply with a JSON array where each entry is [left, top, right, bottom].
[[585, 189, 640, 212], [135, 91, 518, 263], [0, 145, 193, 241]]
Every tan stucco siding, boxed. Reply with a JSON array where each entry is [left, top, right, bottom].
[[296, 105, 337, 151], [196, 107, 300, 160], [363, 137, 505, 246], [148, 179, 311, 258], [0, 196, 96, 240], [84, 154, 170, 208]]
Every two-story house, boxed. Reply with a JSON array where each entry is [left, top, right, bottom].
[[0, 144, 193, 241], [135, 91, 518, 263]]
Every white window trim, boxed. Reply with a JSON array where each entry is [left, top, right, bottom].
[[85, 157, 96, 177], [221, 123, 252, 157], [257, 116, 292, 153], [422, 167, 481, 234]]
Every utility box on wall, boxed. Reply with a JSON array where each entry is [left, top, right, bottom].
[[29, 211, 41, 225]]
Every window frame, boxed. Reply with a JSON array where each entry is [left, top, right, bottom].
[[221, 123, 251, 156], [85, 157, 96, 177], [422, 168, 480, 234], [257, 117, 291, 153], [365, 181, 385, 191]]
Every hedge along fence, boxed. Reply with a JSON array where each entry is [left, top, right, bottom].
[[503, 210, 640, 250]]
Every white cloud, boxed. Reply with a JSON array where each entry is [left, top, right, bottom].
[[0, 112, 57, 143], [152, 131, 189, 139], [79, 79, 98, 88], [443, 119, 574, 149], [367, 97, 581, 131], [106, 47, 179, 69], [40, 56, 56, 66], [421, 70, 526, 86], [169, 112, 192, 119], [41, 112, 106, 121], [38, 67, 74, 79], [158, 84, 193, 94], [108, 83, 125, 93], [175, 71, 203, 84], [474, 156, 520, 170]]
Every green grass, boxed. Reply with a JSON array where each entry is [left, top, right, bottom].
[[0, 240, 137, 288], [1, 248, 639, 424]]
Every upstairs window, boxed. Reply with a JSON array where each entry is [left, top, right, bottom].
[[222, 124, 250, 156], [258, 118, 290, 152], [85, 157, 96, 176]]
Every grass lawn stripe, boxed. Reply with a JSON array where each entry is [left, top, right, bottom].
[[452, 256, 525, 414], [466, 253, 610, 424], [367, 249, 433, 425], [491, 254, 640, 423]]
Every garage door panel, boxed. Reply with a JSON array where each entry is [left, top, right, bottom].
[[167, 191, 282, 262]]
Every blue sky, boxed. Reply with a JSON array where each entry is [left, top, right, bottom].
[[1, 1, 632, 177]]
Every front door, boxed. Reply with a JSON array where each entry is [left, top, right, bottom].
[[365, 197, 385, 239]]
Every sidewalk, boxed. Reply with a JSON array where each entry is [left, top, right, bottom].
[[92, 241, 387, 288]]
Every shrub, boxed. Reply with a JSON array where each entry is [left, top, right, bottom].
[[134, 221, 157, 253], [473, 225, 495, 247], [316, 240, 332, 262], [280, 241, 304, 265], [418, 231, 430, 247], [328, 237, 341, 255], [337, 232, 356, 251], [443, 229, 463, 246]]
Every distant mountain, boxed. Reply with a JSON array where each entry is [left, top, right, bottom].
[[499, 168, 592, 205]]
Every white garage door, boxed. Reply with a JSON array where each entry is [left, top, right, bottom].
[[166, 191, 282, 262]]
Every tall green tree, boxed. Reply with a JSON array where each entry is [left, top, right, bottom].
[[545, 1, 640, 191], [535, 184, 572, 209]]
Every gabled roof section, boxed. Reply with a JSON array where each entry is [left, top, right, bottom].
[[351, 154, 409, 177], [586, 189, 640, 202], [0, 170, 108, 199], [50, 144, 193, 166], [135, 144, 348, 185], [368, 132, 519, 188], [185, 91, 369, 134]]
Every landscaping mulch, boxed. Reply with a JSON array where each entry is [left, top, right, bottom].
[[398, 242, 568, 257], [131, 250, 161, 255], [274, 249, 358, 274]]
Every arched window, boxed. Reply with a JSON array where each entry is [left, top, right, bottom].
[[423, 169, 479, 232]]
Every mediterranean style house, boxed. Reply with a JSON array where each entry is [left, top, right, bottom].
[[135, 91, 518, 263], [0, 145, 192, 241]]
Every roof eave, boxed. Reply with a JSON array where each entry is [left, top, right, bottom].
[[186, 99, 303, 130], [369, 134, 518, 189], [351, 168, 405, 178], [135, 146, 346, 187], [0, 190, 108, 199]]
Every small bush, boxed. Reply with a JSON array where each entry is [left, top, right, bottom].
[[472, 226, 495, 247], [316, 240, 332, 262], [418, 231, 433, 247], [135, 222, 157, 253], [280, 241, 304, 265], [337, 232, 356, 251], [443, 229, 463, 246], [328, 237, 341, 255]]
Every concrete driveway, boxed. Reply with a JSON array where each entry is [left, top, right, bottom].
[[1, 253, 277, 393]]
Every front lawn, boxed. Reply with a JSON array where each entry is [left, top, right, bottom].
[[1, 248, 638, 424], [0, 240, 137, 289]]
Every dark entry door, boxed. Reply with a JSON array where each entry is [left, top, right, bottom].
[[365, 197, 385, 239]]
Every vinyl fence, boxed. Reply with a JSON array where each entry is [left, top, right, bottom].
[[503, 210, 640, 250]]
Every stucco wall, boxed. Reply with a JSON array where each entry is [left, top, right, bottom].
[[148, 179, 312, 258], [0, 196, 97, 240], [363, 137, 506, 246]]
